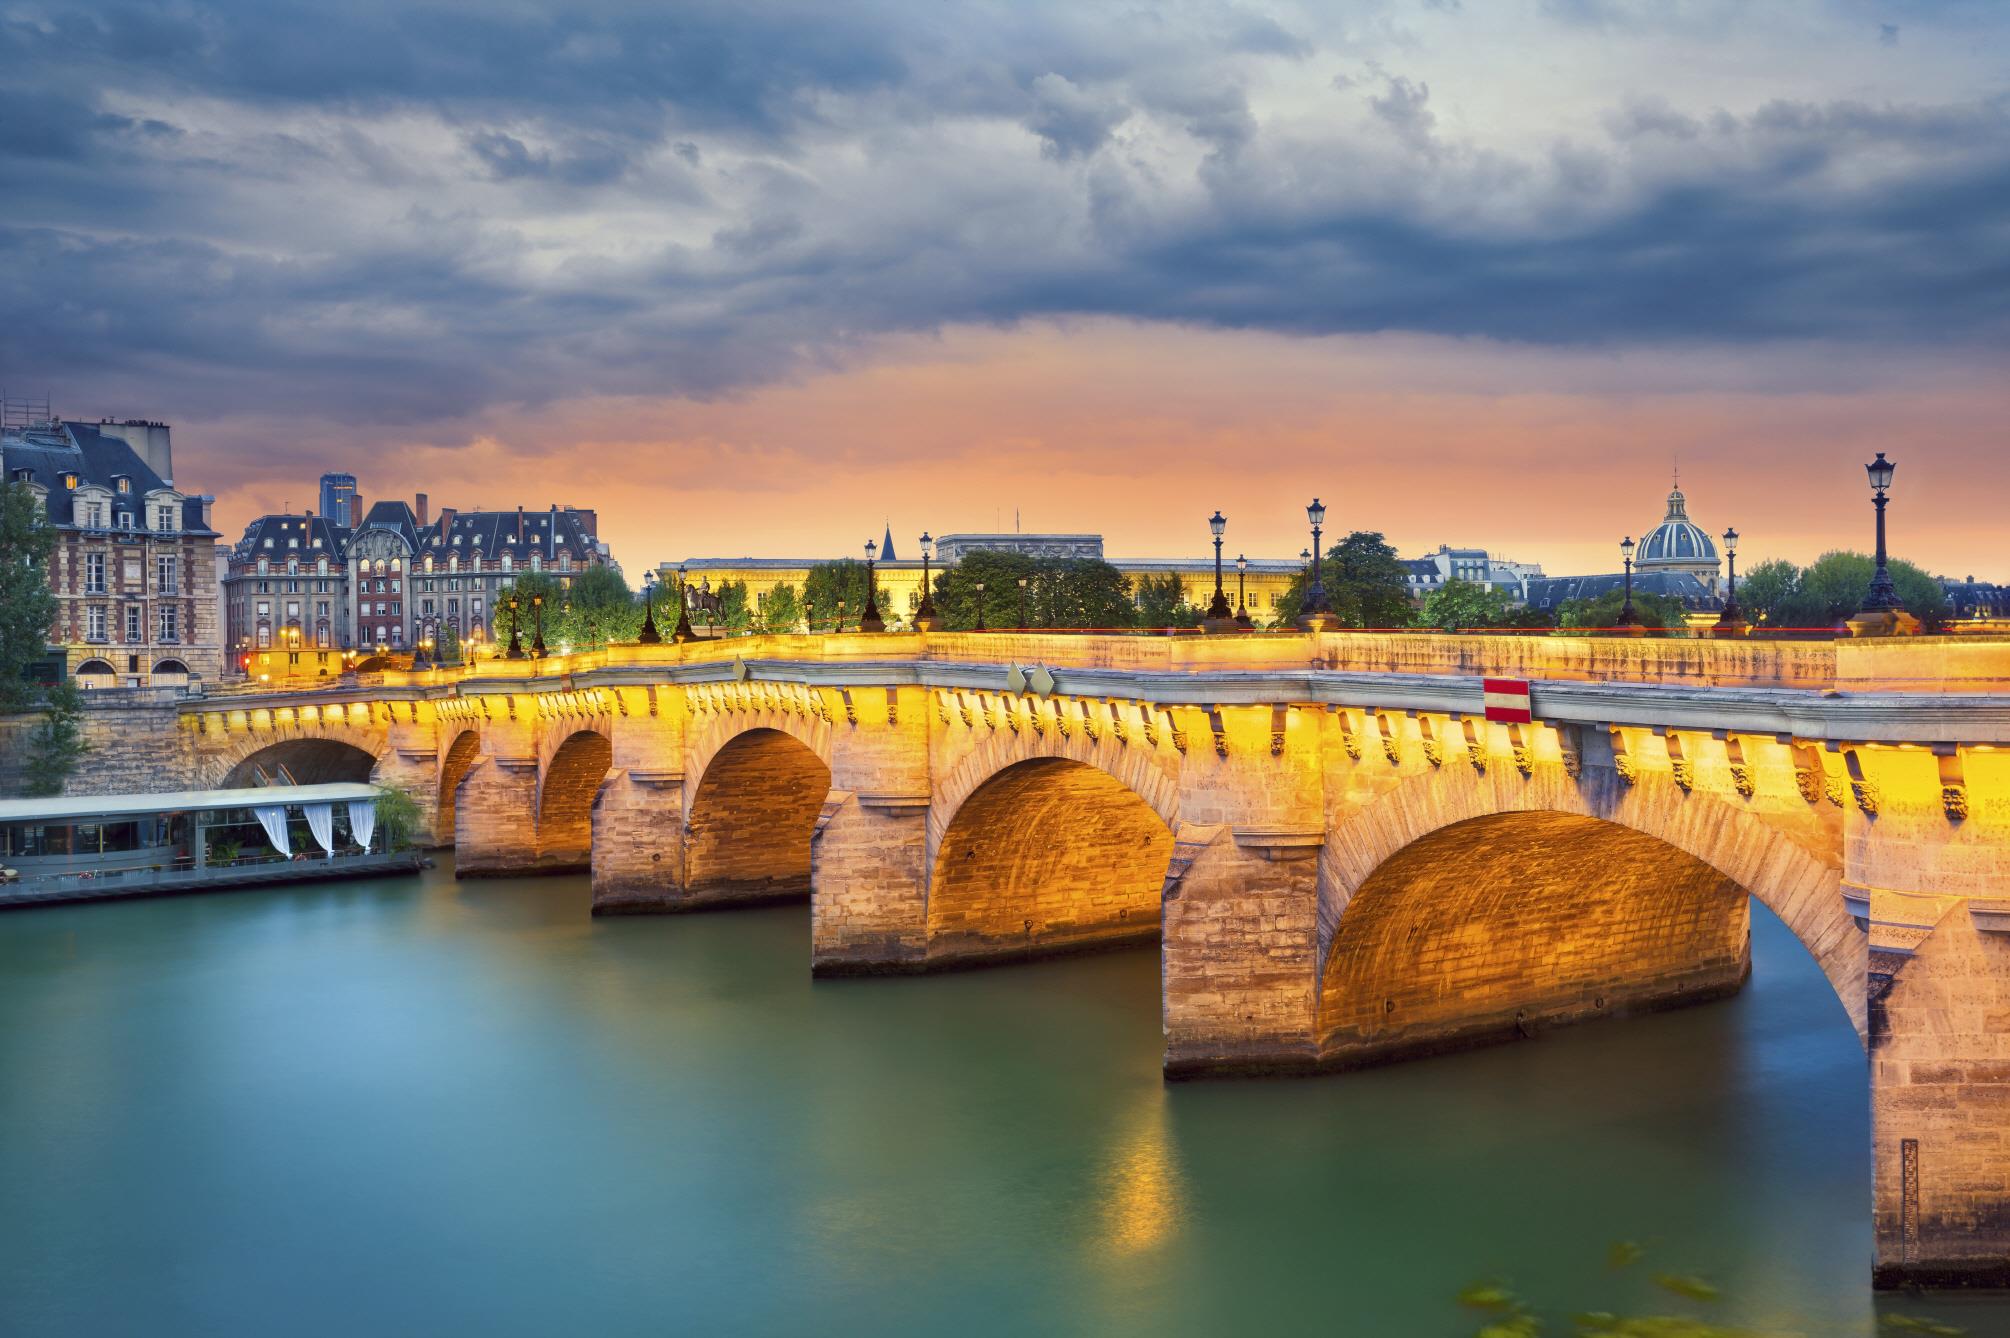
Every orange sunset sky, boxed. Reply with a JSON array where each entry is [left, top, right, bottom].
[[7, 2, 2006, 580]]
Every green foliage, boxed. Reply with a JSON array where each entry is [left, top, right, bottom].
[[803, 559, 883, 630], [1457, 1243, 1966, 1337], [433, 622, 461, 665], [759, 583, 803, 634], [931, 550, 1135, 630], [1134, 573, 1200, 630], [22, 682, 88, 797], [713, 578, 753, 634], [931, 550, 1039, 630], [1729, 558, 1797, 624], [1751, 551, 1950, 632], [372, 785, 425, 851], [0, 479, 58, 712], [1555, 588, 1692, 633], [563, 564, 639, 647], [1419, 580, 1552, 632], [1272, 531, 1415, 629]]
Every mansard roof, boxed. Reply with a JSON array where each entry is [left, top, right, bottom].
[[417, 507, 597, 558], [1, 421, 213, 534], [232, 513, 351, 560]]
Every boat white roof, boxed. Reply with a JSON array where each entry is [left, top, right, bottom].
[[0, 783, 383, 824]]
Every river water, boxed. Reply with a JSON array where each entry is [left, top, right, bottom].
[[1, 862, 2001, 1336]]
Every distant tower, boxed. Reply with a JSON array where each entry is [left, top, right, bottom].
[[319, 472, 359, 526], [1635, 474, 1722, 595], [879, 521, 897, 563]]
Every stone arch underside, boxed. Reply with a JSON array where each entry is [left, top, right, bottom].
[[926, 756, 1174, 966], [221, 737, 379, 788], [1318, 811, 1754, 1068], [435, 729, 482, 845], [537, 731, 614, 870], [684, 727, 833, 904]]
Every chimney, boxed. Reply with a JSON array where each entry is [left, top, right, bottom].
[[517, 505, 525, 542], [416, 492, 429, 528]]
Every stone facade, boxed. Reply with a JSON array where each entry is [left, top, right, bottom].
[[43, 629, 2010, 1287]]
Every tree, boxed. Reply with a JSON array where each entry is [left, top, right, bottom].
[[1732, 558, 1799, 625], [434, 623, 461, 665], [714, 578, 753, 634], [803, 559, 882, 630], [930, 550, 1041, 630], [22, 681, 88, 797], [1135, 573, 1200, 631], [1273, 531, 1415, 629], [495, 571, 565, 646], [1032, 558, 1135, 629], [0, 480, 58, 712], [1555, 587, 1691, 633], [373, 784, 425, 851], [564, 565, 637, 647], [759, 583, 803, 634], [1775, 550, 1949, 632], [1417, 580, 1551, 632]]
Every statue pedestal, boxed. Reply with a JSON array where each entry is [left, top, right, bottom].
[[1847, 608, 1922, 638], [1296, 612, 1340, 633]]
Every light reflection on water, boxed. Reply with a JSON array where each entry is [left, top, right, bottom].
[[0, 862, 1998, 1337]]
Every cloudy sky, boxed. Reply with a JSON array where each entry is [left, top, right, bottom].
[[4, 0, 2005, 576]]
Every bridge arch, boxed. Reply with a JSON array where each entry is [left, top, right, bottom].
[[435, 729, 483, 845], [684, 726, 833, 904], [216, 733, 382, 788], [1318, 765, 1863, 1068], [537, 729, 614, 871], [926, 754, 1175, 965]]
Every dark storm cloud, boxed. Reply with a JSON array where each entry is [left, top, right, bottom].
[[2, 0, 2007, 435]]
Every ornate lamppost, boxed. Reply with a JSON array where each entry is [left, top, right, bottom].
[[530, 593, 547, 658], [410, 621, 431, 667], [1204, 511, 1236, 632], [974, 582, 987, 631], [638, 570, 662, 644], [859, 541, 886, 633], [1849, 452, 1917, 636], [504, 595, 526, 659], [803, 598, 816, 634], [1016, 576, 1029, 631], [1714, 526, 1750, 637], [1615, 536, 1644, 631], [672, 562, 696, 644], [914, 532, 940, 632], [1298, 499, 1337, 632], [1235, 554, 1253, 630]]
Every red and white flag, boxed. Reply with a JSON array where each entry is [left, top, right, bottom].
[[1482, 678, 1532, 724]]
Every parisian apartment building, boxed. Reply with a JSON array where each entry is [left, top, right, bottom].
[[1, 412, 222, 689]]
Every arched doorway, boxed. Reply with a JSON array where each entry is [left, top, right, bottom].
[[222, 739, 377, 788], [537, 731, 613, 871], [1317, 810, 1852, 1069], [684, 727, 832, 904], [150, 658, 190, 688], [73, 658, 116, 690], [927, 757, 1173, 966]]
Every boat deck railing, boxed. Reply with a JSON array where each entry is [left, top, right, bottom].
[[0, 849, 424, 908]]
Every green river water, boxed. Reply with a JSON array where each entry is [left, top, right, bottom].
[[2, 860, 2003, 1336]]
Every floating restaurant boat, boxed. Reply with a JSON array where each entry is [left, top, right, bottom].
[[0, 783, 422, 908]]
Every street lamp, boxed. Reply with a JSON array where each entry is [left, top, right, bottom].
[[974, 582, 987, 632], [505, 595, 525, 659], [915, 532, 939, 632], [1298, 499, 1336, 632], [530, 593, 546, 658], [638, 570, 662, 644], [1016, 575, 1029, 631], [859, 540, 886, 633], [803, 598, 816, 634], [1849, 452, 1915, 636], [1615, 536, 1644, 630], [1235, 554, 1253, 631], [835, 598, 846, 634], [672, 562, 697, 644], [1203, 510, 1235, 630], [1714, 527, 1749, 636]]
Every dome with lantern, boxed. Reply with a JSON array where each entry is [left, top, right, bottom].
[[1635, 476, 1722, 594]]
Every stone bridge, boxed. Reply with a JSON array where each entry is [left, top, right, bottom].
[[159, 630, 2010, 1288]]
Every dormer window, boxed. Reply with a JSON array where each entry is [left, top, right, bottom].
[[115, 477, 131, 493], [117, 511, 134, 530], [62, 473, 78, 490]]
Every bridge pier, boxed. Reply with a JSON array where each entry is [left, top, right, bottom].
[[810, 792, 931, 972], [454, 755, 539, 876], [589, 773, 687, 913]]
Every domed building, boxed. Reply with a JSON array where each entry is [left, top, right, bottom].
[[1635, 478, 1721, 596]]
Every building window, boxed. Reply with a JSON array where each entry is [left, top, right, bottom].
[[87, 605, 107, 642], [159, 606, 179, 643], [155, 554, 177, 596], [124, 604, 142, 643], [257, 625, 271, 648], [117, 512, 134, 530], [85, 552, 107, 593], [154, 504, 176, 531]]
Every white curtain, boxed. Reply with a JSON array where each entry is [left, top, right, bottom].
[[252, 804, 291, 858], [348, 800, 377, 851], [304, 803, 336, 856]]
